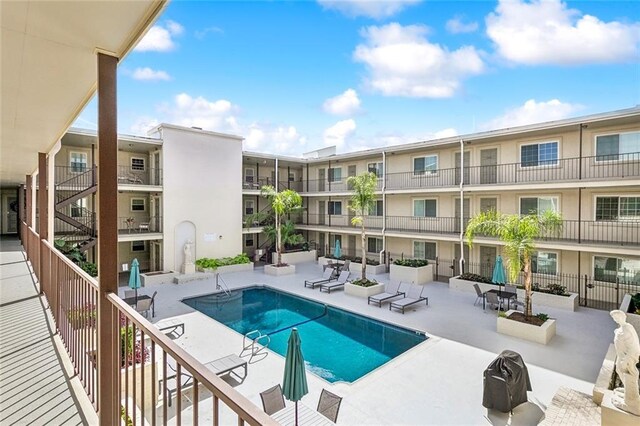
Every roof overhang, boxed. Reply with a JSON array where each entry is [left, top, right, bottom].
[[0, 0, 167, 186]]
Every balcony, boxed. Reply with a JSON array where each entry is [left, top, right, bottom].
[[301, 214, 384, 231], [304, 178, 384, 193], [117, 165, 162, 186], [242, 176, 274, 191], [118, 216, 162, 234]]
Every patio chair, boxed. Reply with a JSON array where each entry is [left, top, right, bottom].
[[337, 259, 351, 274], [319, 270, 350, 294], [473, 284, 485, 306], [304, 268, 335, 289], [138, 222, 150, 232], [505, 285, 518, 298], [317, 388, 343, 422], [136, 290, 157, 318], [389, 285, 429, 314], [368, 281, 405, 307], [124, 290, 136, 299], [485, 291, 503, 312], [322, 260, 335, 272], [260, 384, 286, 415]]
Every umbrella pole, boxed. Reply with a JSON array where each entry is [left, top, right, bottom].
[[295, 400, 298, 426], [135, 288, 138, 304]]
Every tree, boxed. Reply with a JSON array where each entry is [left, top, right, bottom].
[[465, 210, 562, 317], [263, 220, 304, 250], [346, 172, 379, 281], [261, 186, 303, 266]]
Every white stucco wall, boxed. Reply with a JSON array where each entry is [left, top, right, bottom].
[[155, 125, 243, 271]]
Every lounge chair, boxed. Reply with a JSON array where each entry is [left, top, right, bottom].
[[317, 388, 343, 422], [473, 283, 484, 306], [260, 384, 286, 415], [389, 285, 428, 314], [319, 270, 350, 294], [304, 268, 335, 289], [368, 281, 405, 307]]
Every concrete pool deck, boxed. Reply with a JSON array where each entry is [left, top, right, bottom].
[[127, 261, 615, 425]]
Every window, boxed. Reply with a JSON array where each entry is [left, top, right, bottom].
[[328, 167, 342, 182], [71, 198, 86, 218], [520, 141, 558, 167], [131, 198, 146, 212], [594, 256, 640, 284], [244, 168, 255, 183], [131, 158, 145, 171], [596, 196, 640, 221], [413, 241, 436, 260], [69, 152, 87, 173], [244, 200, 255, 215], [414, 199, 437, 217], [596, 131, 640, 161], [532, 251, 558, 275], [328, 201, 342, 215], [367, 237, 383, 253], [245, 234, 254, 247], [413, 155, 438, 175], [289, 172, 295, 182], [131, 241, 145, 252], [330, 234, 342, 249], [519, 197, 558, 215], [369, 200, 383, 216], [367, 162, 384, 178]]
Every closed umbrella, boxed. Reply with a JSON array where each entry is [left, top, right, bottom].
[[492, 255, 506, 298], [128, 258, 142, 303], [282, 328, 308, 426], [333, 239, 342, 259]]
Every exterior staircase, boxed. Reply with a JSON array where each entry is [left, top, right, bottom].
[[54, 166, 97, 252]]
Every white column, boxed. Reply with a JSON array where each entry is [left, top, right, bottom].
[[47, 140, 62, 242]]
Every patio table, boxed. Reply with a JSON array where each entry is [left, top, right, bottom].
[[483, 289, 517, 311], [122, 294, 154, 317], [272, 402, 335, 426]]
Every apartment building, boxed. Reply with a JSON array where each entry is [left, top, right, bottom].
[[241, 107, 640, 286]]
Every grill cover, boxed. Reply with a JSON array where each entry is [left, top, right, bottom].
[[482, 350, 532, 412]]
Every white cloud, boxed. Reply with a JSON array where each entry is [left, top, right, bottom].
[[245, 124, 307, 154], [317, 0, 420, 19], [135, 20, 184, 52], [434, 128, 458, 139], [322, 89, 361, 116], [129, 116, 159, 136], [481, 99, 582, 130], [157, 93, 241, 133], [353, 23, 485, 98], [195, 26, 224, 39], [131, 67, 171, 82], [446, 16, 479, 34], [486, 0, 640, 65], [323, 119, 357, 148]]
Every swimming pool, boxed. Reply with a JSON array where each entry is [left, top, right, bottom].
[[182, 287, 427, 382]]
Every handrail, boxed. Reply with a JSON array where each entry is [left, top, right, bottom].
[[107, 294, 278, 426], [42, 239, 99, 287]]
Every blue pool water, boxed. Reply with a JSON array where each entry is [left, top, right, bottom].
[[182, 287, 427, 382]]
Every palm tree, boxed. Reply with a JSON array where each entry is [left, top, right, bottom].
[[263, 220, 304, 250], [261, 186, 303, 266], [466, 210, 562, 317], [346, 172, 379, 281]]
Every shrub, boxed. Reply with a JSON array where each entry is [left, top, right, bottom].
[[546, 283, 568, 296], [195, 253, 251, 270], [325, 254, 380, 266], [536, 313, 549, 322], [393, 258, 429, 268], [458, 272, 494, 284], [630, 293, 640, 313], [350, 278, 378, 287], [67, 303, 96, 329], [80, 262, 98, 277]]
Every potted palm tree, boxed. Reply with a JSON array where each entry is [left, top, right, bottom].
[[261, 185, 303, 276], [466, 210, 562, 344], [346, 172, 380, 281]]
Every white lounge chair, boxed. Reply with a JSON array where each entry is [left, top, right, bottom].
[[368, 281, 405, 307], [304, 268, 335, 289], [389, 285, 428, 314], [319, 270, 350, 293]]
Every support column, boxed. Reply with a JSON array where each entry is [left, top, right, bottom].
[[18, 184, 25, 239], [30, 173, 37, 229], [96, 52, 118, 425], [38, 153, 48, 292], [25, 175, 32, 250], [47, 140, 61, 242]]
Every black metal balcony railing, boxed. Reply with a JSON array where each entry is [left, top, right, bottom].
[[302, 213, 384, 230], [386, 216, 467, 235], [117, 216, 162, 234], [242, 176, 275, 190], [278, 180, 303, 192], [304, 178, 384, 193], [117, 165, 162, 186]]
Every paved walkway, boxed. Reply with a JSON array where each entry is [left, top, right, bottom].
[[0, 237, 96, 425]]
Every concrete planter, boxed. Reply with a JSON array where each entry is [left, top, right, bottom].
[[349, 263, 386, 276], [273, 250, 317, 265], [264, 264, 296, 276], [619, 294, 640, 335], [121, 361, 157, 410], [449, 277, 579, 311], [497, 310, 556, 344], [390, 263, 433, 285], [140, 271, 178, 286], [317, 256, 334, 266], [345, 282, 385, 298], [217, 263, 254, 274]]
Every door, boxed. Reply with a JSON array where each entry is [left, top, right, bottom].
[[153, 151, 161, 185], [347, 165, 357, 190], [347, 200, 354, 224], [454, 198, 470, 232], [480, 148, 498, 184], [151, 196, 162, 232], [2, 194, 18, 234], [348, 235, 356, 258], [318, 201, 326, 225], [455, 151, 470, 185], [480, 197, 497, 213], [318, 233, 326, 256], [151, 242, 163, 271], [479, 246, 497, 278], [318, 169, 326, 192]]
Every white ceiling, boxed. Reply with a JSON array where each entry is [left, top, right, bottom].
[[0, 0, 167, 186]]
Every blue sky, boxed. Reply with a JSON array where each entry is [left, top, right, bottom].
[[74, 0, 640, 155]]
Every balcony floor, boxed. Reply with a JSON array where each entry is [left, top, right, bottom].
[[0, 236, 97, 425]]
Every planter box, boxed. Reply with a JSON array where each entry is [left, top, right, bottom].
[[264, 264, 296, 276], [344, 282, 385, 298], [317, 256, 332, 266], [273, 250, 316, 265], [140, 271, 178, 286], [620, 294, 640, 335], [217, 263, 254, 274], [390, 263, 433, 285], [449, 277, 579, 311], [348, 263, 386, 276], [497, 310, 556, 344], [121, 361, 157, 410]]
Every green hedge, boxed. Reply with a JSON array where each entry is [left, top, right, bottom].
[[393, 258, 429, 268], [195, 253, 251, 270]]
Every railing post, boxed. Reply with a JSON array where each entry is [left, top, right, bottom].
[[616, 277, 620, 307], [583, 274, 588, 307], [97, 52, 119, 425]]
